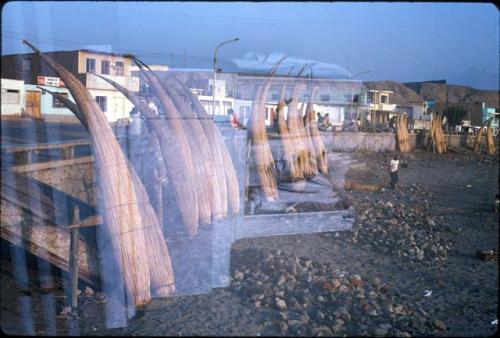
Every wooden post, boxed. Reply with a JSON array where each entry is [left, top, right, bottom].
[[153, 168, 164, 225], [69, 205, 79, 308], [61, 146, 75, 160]]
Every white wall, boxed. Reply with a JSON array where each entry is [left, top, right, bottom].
[[1, 78, 25, 116], [88, 89, 133, 122], [313, 104, 344, 126]]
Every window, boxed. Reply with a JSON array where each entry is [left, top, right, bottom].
[[101, 60, 110, 75], [95, 96, 107, 112], [2, 89, 20, 104], [115, 61, 124, 76], [22, 58, 31, 71], [320, 94, 330, 102], [239, 106, 250, 120], [381, 95, 388, 104], [86, 58, 96, 73], [53, 93, 69, 108]]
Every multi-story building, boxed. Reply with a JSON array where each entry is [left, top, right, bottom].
[[1, 49, 140, 122], [360, 89, 397, 128], [233, 74, 363, 128], [395, 102, 429, 130]]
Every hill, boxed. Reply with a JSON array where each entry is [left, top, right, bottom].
[[404, 81, 499, 109], [363, 80, 499, 109]]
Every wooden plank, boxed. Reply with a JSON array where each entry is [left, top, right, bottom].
[[1, 139, 91, 153], [0, 223, 98, 285], [69, 205, 79, 308], [10, 155, 94, 174], [67, 214, 102, 229]]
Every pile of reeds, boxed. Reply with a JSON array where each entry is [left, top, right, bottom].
[[300, 101, 319, 177], [304, 100, 328, 174], [430, 113, 447, 153], [486, 118, 496, 155], [23, 41, 175, 312], [98, 58, 240, 235], [287, 83, 315, 179], [276, 90, 301, 182], [473, 125, 484, 155], [247, 60, 286, 201], [395, 113, 411, 152]]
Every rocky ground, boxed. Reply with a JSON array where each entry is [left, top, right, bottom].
[[1, 149, 498, 336]]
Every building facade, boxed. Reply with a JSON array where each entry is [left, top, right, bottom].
[[2, 50, 139, 122], [1, 78, 25, 117]]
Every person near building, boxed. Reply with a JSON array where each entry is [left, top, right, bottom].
[[389, 153, 400, 189], [323, 113, 332, 131], [228, 108, 241, 128], [317, 112, 324, 126]]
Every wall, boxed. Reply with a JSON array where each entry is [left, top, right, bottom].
[[88, 88, 133, 122], [77, 51, 133, 76], [12, 156, 97, 205], [323, 130, 493, 153], [325, 132, 396, 152], [1, 78, 25, 116], [24, 84, 75, 117], [1, 51, 79, 84]]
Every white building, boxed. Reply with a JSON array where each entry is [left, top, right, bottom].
[[1, 78, 25, 117]]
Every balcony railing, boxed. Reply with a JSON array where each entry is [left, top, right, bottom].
[[369, 103, 397, 111], [83, 74, 140, 92]]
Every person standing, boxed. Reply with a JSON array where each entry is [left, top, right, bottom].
[[389, 154, 399, 189], [317, 112, 324, 125]]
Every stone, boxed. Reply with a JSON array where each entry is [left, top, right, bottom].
[[374, 327, 389, 336], [433, 319, 447, 331], [83, 286, 94, 297], [277, 274, 286, 286], [313, 325, 334, 336], [234, 270, 244, 280], [275, 298, 287, 311]]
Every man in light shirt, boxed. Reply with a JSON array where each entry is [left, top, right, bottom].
[[389, 154, 399, 189]]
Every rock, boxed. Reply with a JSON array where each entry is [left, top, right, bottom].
[[433, 319, 447, 331], [58, 306, 72, 317], [234, 270, 244, 280], [374, 327, 389, 336], [83, 286, 94, 297], [95, 292, 107, 304], [313, 325, 334, 336], [275, 298, 287, 311], [331, 278, 341, 289], [277, 274, 286, 286]]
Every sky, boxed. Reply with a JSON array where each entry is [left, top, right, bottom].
[[2, 1, 499, 90]]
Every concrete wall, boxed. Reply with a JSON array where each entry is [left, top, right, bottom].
[[322, 131, 492, 153], [1, 78, 25, 116], [324, 132, 396, 152]]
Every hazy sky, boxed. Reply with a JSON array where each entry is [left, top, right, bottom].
[[2, 1, 499, 89]]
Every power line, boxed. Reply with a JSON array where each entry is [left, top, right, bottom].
[[2, 30, 217, 62]]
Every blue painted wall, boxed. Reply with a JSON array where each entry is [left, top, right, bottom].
[[24, 84, 75, 116]]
